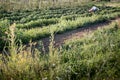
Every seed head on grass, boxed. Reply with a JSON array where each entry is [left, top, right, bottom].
[[7, 23, 17, 56]]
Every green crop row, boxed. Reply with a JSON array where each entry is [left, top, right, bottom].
[[17, 12, 120, 43], [0, 11, 119, 49], [1, 5, 120, 24], [16, 18, 59, 29]]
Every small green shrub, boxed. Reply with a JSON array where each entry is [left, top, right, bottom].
[[0, 20, 10, 50]]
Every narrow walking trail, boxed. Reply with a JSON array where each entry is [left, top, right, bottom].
[[34, 18, 120, 52]]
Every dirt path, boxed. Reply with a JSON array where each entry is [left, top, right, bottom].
[[34, 18, 120, 52], [0, 18, 119, 54]]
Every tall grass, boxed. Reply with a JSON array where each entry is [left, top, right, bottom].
[[0, 23, 60, 80], [61, 22, 120, 80], [0, 19, 120, 80]]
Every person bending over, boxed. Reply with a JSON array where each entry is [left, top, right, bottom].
[[89, 6, 99, 12]]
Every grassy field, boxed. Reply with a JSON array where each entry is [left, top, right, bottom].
[[0, 20, 120, 80], [0, 1, 120, 80], [0, 3, 120, 45]]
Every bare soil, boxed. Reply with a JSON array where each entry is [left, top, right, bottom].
[[35, 18, 120, 52]]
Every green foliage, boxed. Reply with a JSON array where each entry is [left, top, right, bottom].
[[16, 13, 120, 43], [2, 4, 120, 24], [16, 18, 58, 29], [0, 20, 10, 50], [0, 1, 120, 80], [0, 2, 120, 49], [59, 22, 120, 79], [0, 22, 120, 80]]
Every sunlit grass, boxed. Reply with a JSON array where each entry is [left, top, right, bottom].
[[0, 20, 120, 80], [0, 2, 120, 80]]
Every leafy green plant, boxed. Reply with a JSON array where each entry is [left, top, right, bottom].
[[0, 20, 10, 50]]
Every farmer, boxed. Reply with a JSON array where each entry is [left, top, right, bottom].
[[89, 6, 99, 12]]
